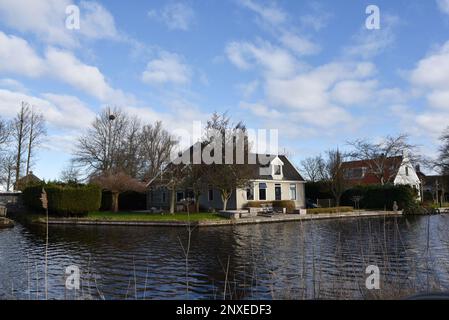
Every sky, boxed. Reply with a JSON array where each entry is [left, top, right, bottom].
[[1, 0, 449, 181]]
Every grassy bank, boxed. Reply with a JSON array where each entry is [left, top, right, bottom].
[[37, 211, 226, 223]]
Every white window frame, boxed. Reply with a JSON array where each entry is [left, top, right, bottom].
[[290, 183, 297, 201], [259, 183, 267, 201]]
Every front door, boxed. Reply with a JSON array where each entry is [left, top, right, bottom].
[[275, 184, 281, 201]]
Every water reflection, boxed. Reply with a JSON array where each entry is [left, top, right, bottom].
[[1, 215, 449, 300]]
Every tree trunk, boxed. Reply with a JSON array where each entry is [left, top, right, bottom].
[[195, 193, 200, 213], [6, 165, 12, 191], [336, 196, 341, 207], [15, 109, 25, 188], [26, 114, 34, 176], [170, 187, 176, 214], [111, 192, 120, 212], [221, 190, 231, 211]]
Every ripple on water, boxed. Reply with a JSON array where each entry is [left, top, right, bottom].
[[2, 216, 449, 299]]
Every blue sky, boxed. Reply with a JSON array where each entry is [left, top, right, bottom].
[[1, 0, 449, 181]]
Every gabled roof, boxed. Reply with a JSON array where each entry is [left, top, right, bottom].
[[147, 142, 304, 186], [247, 154, 304, 181], [341, 155, 404, 185]]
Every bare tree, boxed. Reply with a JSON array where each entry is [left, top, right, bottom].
[[92, 171, 146, 212], [25, 108, 46, 176], [59, 162, 81, 184], [183, 164, 208, 213], [203, 112, 253, 211], [150, 162, 186, 214], [435, 127, 449, 204], [0, 153, 15, 191], [12, 102, 31, 187], [139, 121, 177, 181], [116, 116, 142, 178], [74, 107, 133, 176], [325, 149, 347, 207], [438, 127, 449, 174], [0, 116, 10, 148], [300, 155, 326, 182], [347, 134, 416, 185]]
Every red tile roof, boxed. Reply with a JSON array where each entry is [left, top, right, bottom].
[[341, 156, 403, 186]]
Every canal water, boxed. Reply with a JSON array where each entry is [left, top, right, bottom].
[[1, 215, 449, 300]]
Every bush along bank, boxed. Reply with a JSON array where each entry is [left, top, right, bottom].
[[341, 184, 417, 211], [22, 183, 101, 217]]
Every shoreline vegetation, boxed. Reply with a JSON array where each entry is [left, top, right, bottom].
[[25, 209, 404, 227]]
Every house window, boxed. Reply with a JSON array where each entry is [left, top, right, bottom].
[[208, 188, 214, 201], [290, 184, 297, 200], [344, 167, 365, 179], [275, 184, 281, 201], [274, 165, 281, 175], [246, 184, 254, 200], [259, 183, 267, 200], [176, 191, 184, 202]]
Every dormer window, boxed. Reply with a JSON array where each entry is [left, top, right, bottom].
[[274, 165, 281, 175]]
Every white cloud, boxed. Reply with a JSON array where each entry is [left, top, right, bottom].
[[409, 41, 449, 111], [0, 89, 95, 130], [437, 0, 449, 15], [280, 32, 321, 56], [266, 62, 377, 112], [0, 78, 26, 92], [240, 101, 281, 118], [148, 2, 195, 31], [78, 1, 119, 40], [0, 0, 120, 47], [45, 47, 116, 101], [410, 41, 449, 91], [0, 32, 129, 103], [142, 51, 192, 85], [226, 40, 298, 78], [331, 80, 378, 105], [394, 40, 449, 138], [0, 32, 45, 77], [345, 14, 399, 59], [238, 0, 286, 26]]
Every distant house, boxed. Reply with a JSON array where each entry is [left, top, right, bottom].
[[0, 192, 21, 206], [146, 147, 306, 211], [416, 166, 449, 203], [341, 153, 422, 200], [15, 172, 41, 191]]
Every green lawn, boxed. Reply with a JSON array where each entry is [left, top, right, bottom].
[[65, 211, 227, 222]]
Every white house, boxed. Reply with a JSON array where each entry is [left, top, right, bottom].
[[147, 152, 306, 211]]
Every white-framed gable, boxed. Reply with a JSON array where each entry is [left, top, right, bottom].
[[270, 156, 284, 180], [393, 156, 421, 199]]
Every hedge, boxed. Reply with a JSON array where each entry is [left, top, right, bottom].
[[244, 200, 296, 213], [307, 206, 353, 214], [341, 184, 417, 210], [305, 181, 333, 200], [22, 183, 101, 217]]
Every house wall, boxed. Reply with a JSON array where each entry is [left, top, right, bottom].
[[147, 187, 238, 211], [198, 189, 237, 210], [236, 180, 306, 209], [147, 188, 170, 210], [394, 158, 422, 200]]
